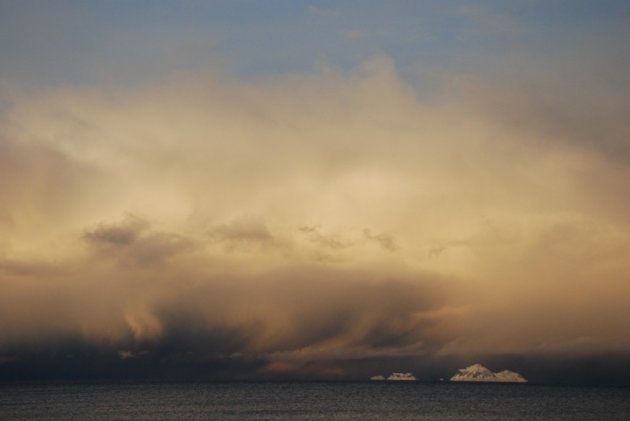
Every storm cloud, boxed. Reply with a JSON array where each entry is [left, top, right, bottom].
[[1, 6, 630, 383]]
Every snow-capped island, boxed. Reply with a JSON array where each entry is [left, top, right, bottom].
[[387, 372, 416, 381], [370, 372, 416, 381], [450, 363, 527, 383]]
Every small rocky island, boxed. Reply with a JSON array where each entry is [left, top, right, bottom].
[[387, 372, 416, 381], [370, 372, 416, 381], [450, 363, 527, 383]]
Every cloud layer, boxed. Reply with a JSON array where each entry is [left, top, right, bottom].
[[1, 49, 630, 381]]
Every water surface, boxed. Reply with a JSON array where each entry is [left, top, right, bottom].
[[1, 382, 629, 420]]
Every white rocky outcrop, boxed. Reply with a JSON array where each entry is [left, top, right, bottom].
[[450, 363, 526, 383], [387, 372, 416, 381]]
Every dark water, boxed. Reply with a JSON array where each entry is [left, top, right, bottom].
[[1, 382, 629, 420]]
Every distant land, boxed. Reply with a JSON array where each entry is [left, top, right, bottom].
[[369, 365, 526, 383], [450, 364, 527, 383], [370, 372, 416, 381]]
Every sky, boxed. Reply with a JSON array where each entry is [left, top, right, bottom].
[[1, 1, 630, 385]]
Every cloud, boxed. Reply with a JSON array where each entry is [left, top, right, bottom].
[[83, 215, 191, 265], [84, 214, 148, 246], [298, 225, 355, 250], [208, 219, 283, 253], [1, 47, 630, 381], [363, 229, 398, 252]]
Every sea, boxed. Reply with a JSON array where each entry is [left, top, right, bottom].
[[1, 382, 629, 420]]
